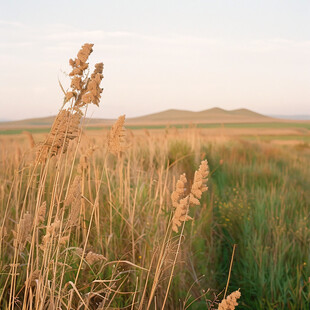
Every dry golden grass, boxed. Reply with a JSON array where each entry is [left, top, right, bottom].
[[0, 43, 238, 309], [1, 112, 310, 308], [171, 160, 209, 233], [7, 41, 308, 309]]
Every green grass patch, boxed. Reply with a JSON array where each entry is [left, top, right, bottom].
[[1, 122, 309, 135], [0, 128, 51, 135]]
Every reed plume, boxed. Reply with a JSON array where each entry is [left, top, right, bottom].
[[66, 44, 103, 109], [171, 174, 188, 232], [85, 251, 106, 265], [171, 173, 187, 207], [13, 213, 33, 251], [66, 43, 93, 107], [36, 201, 46, 225], [36, 109, 81, 162], [82, 63, 104, 106], [69, 43, 93, 75], [171, 160, 209, 233], [189, 160, 209, 205], [74, 248, 106, 265], [107, 115, 127, 156], [36, 43, 103, 163], [218, 290, 241, 310], [41, 219, 61, 250], [65, 175, 82, 228]]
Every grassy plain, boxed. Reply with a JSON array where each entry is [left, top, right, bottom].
[[0, 122, 309, 309]]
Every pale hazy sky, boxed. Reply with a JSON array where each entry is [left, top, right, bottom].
[[1, 0, 309, 120]]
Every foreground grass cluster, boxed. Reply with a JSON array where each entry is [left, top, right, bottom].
[[0, 44, 309, 309], [1, 125, 310, 309]]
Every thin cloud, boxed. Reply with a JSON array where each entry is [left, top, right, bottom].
[[0, 42, 32, 48], [0, 21, 309, 119], [0, 20, 24, 27]]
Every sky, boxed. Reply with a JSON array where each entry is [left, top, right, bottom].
[[0, 0, 309, 120]]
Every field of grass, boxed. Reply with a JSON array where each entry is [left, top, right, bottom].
[[1, 43, 309, 310], [1, 120, 310, 136], [1, 122, 309, 140], [0, 125, 309, 309]]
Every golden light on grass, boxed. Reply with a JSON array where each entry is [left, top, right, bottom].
[[2, 42, 286, 309]]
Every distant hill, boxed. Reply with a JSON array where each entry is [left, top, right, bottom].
[[0, 107, 281, 129], [0, 116, 57, 128], [127, 107, 273, 124]]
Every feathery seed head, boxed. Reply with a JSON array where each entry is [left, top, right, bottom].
[[66, 44, 103, 108], [36, 201, 46, 225], [65, 176, 82, 228], [218, 290, 241, 310], [13, 213, 33, 251], [82, 68, 103, 106], [77, 43, 94, 63], [171, 173, 187, 208], [107, 115, 127, 156], [91, 62, 104, 78], [71, 76, 82, 90], [171, 160, 209, 233], [85, 251, 106, 265], [189, 160, 209, 206], [41, 219, 61, 250], [36, 109, 81, 162]]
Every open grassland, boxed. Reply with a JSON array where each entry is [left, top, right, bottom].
[[1, 121, 310, 145], [1, 43, 309, 309], [0, 126, 309, 309]]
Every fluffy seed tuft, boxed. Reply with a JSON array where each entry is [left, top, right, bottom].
[[13, 213, 33, 251], [218, 290, 241, 310], [171, 160, 209, 233], [85, 251, 106, 265], [36, 110, 81, 162], [107, 115, 127, 156], [65, 176, 82, 228], [36, 201, 46, 225]]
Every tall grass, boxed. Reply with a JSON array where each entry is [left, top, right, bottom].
[[0, 44, 227, 309], [1, 43, 309, 309], [203, 140, 310, 309]]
